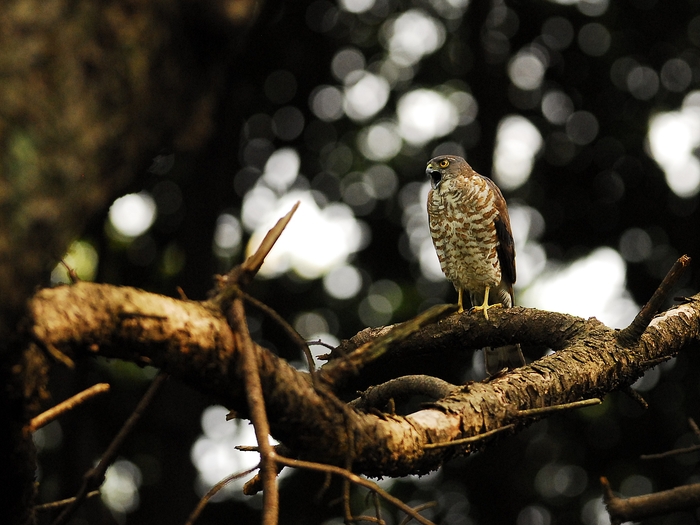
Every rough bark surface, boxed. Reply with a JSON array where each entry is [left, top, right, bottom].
[[27, 283, 700, 478]]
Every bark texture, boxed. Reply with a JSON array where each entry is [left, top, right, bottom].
[[27, 283, 700, 477]]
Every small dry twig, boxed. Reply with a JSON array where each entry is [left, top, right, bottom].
[[50, 372, 168, 525], [231, 300, 279, 525], [423, 424, 515, 450], [27, 383, 110, 433], [241, 289, 316, 380], [274, 455, 436, 525], [601, 476, 700, 525], [319, 303, 457, 387], [184, 466, 259, 525], [617, 255, 691, 346], [34, 491, 100, 512], [641, 417, 700, 460], [513, 398, 601, 418], [216, 204, 301, 525]]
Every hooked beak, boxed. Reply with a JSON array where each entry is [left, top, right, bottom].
[[426, 166, 442, 189]]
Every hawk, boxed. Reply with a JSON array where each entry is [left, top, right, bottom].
[[426, 155, 524, 374]]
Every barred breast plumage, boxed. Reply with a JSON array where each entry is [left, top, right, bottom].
[[426, 154, 524, 374]]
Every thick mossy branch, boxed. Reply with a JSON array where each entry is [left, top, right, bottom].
[[28, 283, 700, 477]]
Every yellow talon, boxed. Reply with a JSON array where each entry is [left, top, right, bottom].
[[470, 285, 502, 320]]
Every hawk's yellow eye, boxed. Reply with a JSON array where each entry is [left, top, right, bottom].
[[439, 159, 450, 168]]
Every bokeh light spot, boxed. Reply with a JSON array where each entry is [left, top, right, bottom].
[[272, 106, 305, 141], [577, 23, 610, 56], [578, 0, 609, 16], [341, 176, 377, 215], [619, 474, 653, 497], [541, 16, 574, 50], [581, 497, 611, 525], [364, 164, 398, 199], [493, 115, 543, 190], [191, 405, 286, 500], [508, 50, 546, 90], [243, 138, 275, 168], [520, 247, 638, 328], [566, 111, 599, 145], [51, 240, 99, 284], [33, 420, 63, 452], [323, 264, 363, 299], [344, 72, 390, 121], [310, 86, 344, 122], [213, 214, 242, 258], [294, 311, 329, 338], [660, 58, 693, 92], [517, 505, 552, 525], [245, 193, 367, 279], [358, 122, 403, 161], [102, 459, 142, 514], [610, 57, 639, 91], [338, 0, 374, 14], [541, 90, 574, 125], [331, 48, 366, 82], [449, 91, 479, 125], [535, 463, 588, 498], [397, 89, 459, 145], [383, 9, 446, 66], [647, 99, 700, 197], [627, 66, 659, 100], [618, 227, 652, 263], [261, 148, 300, 193], [108, 192, 157, 239]]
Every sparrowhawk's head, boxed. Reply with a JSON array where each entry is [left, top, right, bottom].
[[426, 155, 474, 189]]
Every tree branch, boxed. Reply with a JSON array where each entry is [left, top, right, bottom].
[[27, 280, 700, 478], [601, 477, 700, 524]]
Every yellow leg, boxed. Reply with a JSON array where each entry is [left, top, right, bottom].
[[457, 288, 464, 313], [471, 285, 502, 320]]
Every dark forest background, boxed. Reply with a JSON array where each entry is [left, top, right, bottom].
[[15, 0, 700, 523]]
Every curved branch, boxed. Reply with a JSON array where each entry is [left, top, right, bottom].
[[28, 283, 700, 477], [349, 375, 457, 411]]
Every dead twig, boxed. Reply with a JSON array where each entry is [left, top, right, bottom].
[[184, 466, 259, 525], [423, 424, 515, 450], [513, 398, 602, 418], [601, 476, 700, 525], [34, 491, 100, 512], [231, 299, 279, 525], [215, 205, 302, 525], [620, 385, 649, 409], [617, 254, 691, 347], [27, 383, 110, 433], [241, 289, 316, 381], [641, 417, 700, 460], [399, 502, 437, 525], [274, 455, 436, 525], [50, 372, 168, 525], [641, 443, 700, 460], [319, 303, 457, 388]]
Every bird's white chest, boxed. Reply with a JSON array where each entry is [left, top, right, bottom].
[[427, 177, 501, 289]]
